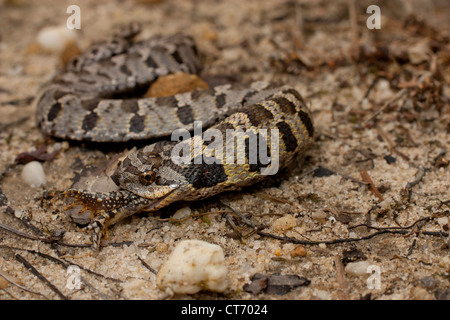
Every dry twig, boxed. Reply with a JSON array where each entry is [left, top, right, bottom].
[[359, 170, 384, 201], [362, 89, 407, 125], [15, 254, 68, 300], [334, 256, 350, 300], [222, 202, 447, 246], [0, 269, 50, 299]]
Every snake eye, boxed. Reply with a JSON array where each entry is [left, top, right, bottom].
[[140, 171, 156, 186]]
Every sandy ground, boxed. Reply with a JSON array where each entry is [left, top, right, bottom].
[[0, 0, 449, 300]]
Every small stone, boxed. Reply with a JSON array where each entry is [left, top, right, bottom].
[[410, 286, 434, 300], [437, 217, 449, 227], [203, 29, 218, 41], [335, 213, 352, 224], [290, 246, 307, 258], [384, 155, 396, 164], [155, 242, 168, 253], [21, 161, 46, 187], [243, 273, 268, 294], [274, 248, 282, 256], [122, 279, 150, 298], [146, 72, 209, 98], [344, 261, 371, 277], [156, 240, 228, 294], [266, 274, 310, 295], [172, 206, 192, 221], [221, 47, 244, 61], [314, 289, 332, 300], [37, 25, 77, 52], [14, 209, 27, 219], [342, 249, 367, 265], [420, 276, 436, 289], [435, 288, 450, 300], [311, 211, 327, 224], [272, 215, 296, 232], [313, 166, 335, 177]]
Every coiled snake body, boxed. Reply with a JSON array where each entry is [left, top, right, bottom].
[[35, 26, 314, 247]]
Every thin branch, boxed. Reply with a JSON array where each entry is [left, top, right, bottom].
[[334, 256, 350, 300], [257, 228, 412, 245], [0, 222, 132, 248], [219, 202, 447, 246], [362, 89, 407, 125], [137, 256, 157, 275], [360, 169, 384, 201], [316, 166, 369, 185], [0, 270, 50, 299], [221, 201, 257, 230], [375, 125, 410, 161], [349, 217, 432, 231], [0, 244, 123, 283], [0, 223, 51, 243], [79, 276, 114, 300], [404, 167, 426, 202], [155, 210, 240, 223], [15, 254, 68, 300], [255, 192, 294, 205]]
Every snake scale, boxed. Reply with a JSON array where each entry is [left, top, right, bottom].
[[35, 25, 314, 247]]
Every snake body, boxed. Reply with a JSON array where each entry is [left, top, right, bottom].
[[35, 27, 314, 247]]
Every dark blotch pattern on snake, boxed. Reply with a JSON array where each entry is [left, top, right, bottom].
[[35, 25, 314, 248]]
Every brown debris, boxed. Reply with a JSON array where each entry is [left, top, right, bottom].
[[359, 170, 384, 202], [243, 273, 268, 295], [266, 274, 310, 295], [14, 254, 68, 300], [244, 273, 310, 296], [334, 256, 349, 300], [146, 72, 209, 98], [15, 145, 59, 164], [341, 248, 367, 265], [60, 41, 82, 67], [290, 246, 307, 258]]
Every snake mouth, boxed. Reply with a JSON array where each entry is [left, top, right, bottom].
[[139, 185, 180, 212]]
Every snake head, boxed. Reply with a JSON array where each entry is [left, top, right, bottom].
[[111, 146, 181, 201]]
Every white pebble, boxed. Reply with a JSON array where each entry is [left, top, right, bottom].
[[172, 206, 192, 220], [314, 289, 332, 300], [37, 25, 77, 52], [14, 209, 26, 219], [437, 217, 448, 227], [344, 261, 371, 277], [156, 240, 228, 294], [21, 161, 46, 187]]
